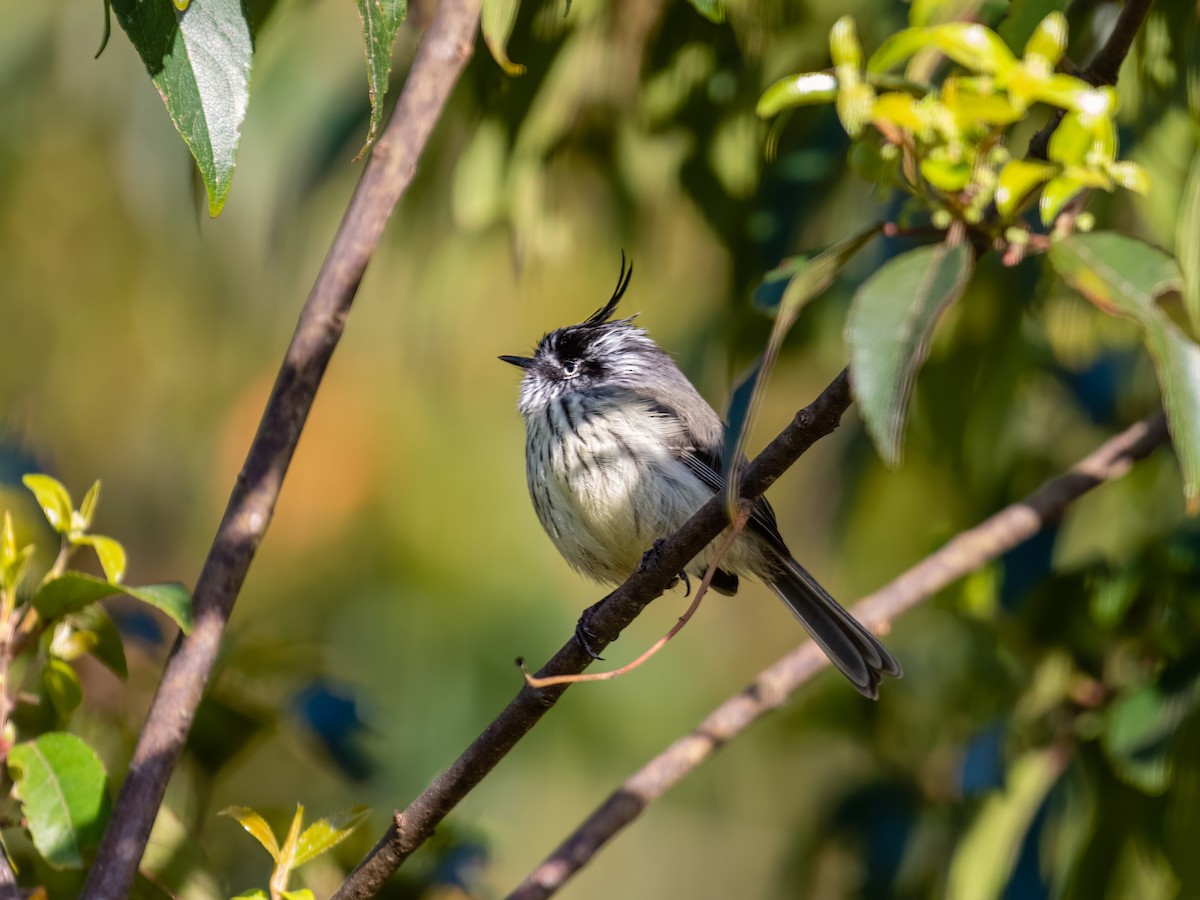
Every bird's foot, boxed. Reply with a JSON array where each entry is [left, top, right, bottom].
[[574, 596, 609, 660]]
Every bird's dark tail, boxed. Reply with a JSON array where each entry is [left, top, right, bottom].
[[765, 555, 902, 699]]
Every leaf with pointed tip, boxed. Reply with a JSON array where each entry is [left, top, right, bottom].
[[354, 0, 407, 154], [757, 72, 839, 117], [77, 535, 127, 584], [77, 481, 101, 532], [997, 0, 1069, 54], [219, 806, 280, 861], [23, 474, 73, 533], [725, 225, 882, 516], [34, 574, 194, 633], [111, 0, 251, 216], [8, 733, 111, 870], [847, 242, 974, 467], [123, 582, 194, 634], [1048, 232, 1198, 511], [482, 0, 524, 76], [34, 574, 124, 622], [292, 805, 370, 866]]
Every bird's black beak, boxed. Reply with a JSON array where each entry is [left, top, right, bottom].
[[499, 355, 534, 369]]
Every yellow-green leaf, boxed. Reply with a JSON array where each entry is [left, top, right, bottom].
[[830, 16, 863, 70], [482, 0, 524, 76], [869, 23, 1017, 76], [946, 748, 1065, 900], [80, 535, 127, 584], [921, 156, 972, 192], [77, 481, 101, 532], [292, 805, 370, 867], [23, 475, 72, 533], [1039, 174, 1087, 224], [1024, 11, 1067, 65], [995, 159, 1057, 218], [219, 806, 280, 862], [757, 72, 839, 118]]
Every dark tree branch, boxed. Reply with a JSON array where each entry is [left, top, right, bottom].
[[331, 369, 854, 900], [78, 2, 483, 897], [1027, 0, 1153, 160], [506, 413, 1171, 900]]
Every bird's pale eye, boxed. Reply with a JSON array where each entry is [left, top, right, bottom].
[[562, 360, 581, 377]]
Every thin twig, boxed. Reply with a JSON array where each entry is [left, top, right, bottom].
[[331, 369, 854, 900], [506, 413, 1170, 900], [520, 516, 747, 689], [1027, 0, 1153, 160], [78, 2, 483, 897]]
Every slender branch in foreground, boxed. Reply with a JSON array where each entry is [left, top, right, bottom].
[[79, 3, 482, 897], [1027, 0, 1153, 160], [507, 413, 1171, 900], [331, 369, 854, 900]]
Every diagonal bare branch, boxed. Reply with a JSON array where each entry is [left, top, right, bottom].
[[79, 2, 483, 897], [505, 413, 1170, 900], [331, 369, 855, 900]]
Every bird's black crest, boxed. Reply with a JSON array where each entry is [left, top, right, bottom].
[[583, 252, 633, 326]]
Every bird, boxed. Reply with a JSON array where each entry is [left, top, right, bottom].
[[500, 257, 901, 698]]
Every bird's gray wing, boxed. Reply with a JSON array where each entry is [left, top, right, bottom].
[[641, 397, 791, 557]]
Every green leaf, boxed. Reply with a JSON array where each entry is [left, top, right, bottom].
[[920, 156, 972, 192], [995, 159, 1057, 218], [1177, 150, 1200, 332], [1039, 174, 1087, 224], [23, 474, 73, 533], [34, 573, 123, 621], [946, 747, 1065, 900], [111, 0, 252, 217], [847, 242, 975, 467], [219, 806, 280, 861], [354, 0, 407, 153], [685, 0, 724, 23], [77, 481, 100, 532], [997, 0, 1069, 54], [481, 0, 524, 76], [79, 535, 127, 584], [756, 72, 839, 118], [1048, 233, 1198, 511], [292, 805, 370, 867], [725, 226, 881, 516], [281, 892, 314, 900], [868, 23, 1017, 76], [1023, 11, 1067, 64], [123, 582, 194, 634], [34, 574, 194, 634], [7, 733, 111, 870], [1141, 311, 1200, 515], [1103, 676, 1200, 794], [830, 16, 863, 70], [65, 604, 128, 680], [1, 513, 34, 596], [43, 659, 83, 718]]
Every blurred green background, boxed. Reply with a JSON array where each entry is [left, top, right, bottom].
[[2, 0, 1198, 896]]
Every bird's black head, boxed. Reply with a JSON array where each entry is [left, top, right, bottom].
[[500, 254, 662, 413]]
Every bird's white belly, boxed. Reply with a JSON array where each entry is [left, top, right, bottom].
[[525, 403, 711, 584]]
